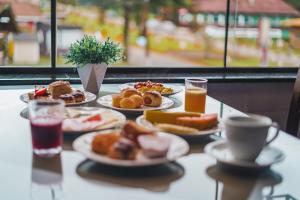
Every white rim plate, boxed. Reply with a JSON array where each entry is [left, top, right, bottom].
[[118, 83, 182, 96], [20, 91, 97, 106], [136, 115, 222, 138], [204, 140, 285, 169], [73, 130, 190, 167], [97, 94, 174, 112], [63, 107, 126, 134]]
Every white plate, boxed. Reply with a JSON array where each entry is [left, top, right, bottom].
[[119, 83, 182, 96], [204, 140, 285, 169], [20, 91, 97, 106], [63, 107, 126, 134], [97, 94, 174, 113], [73, 130, 190, 167], [136, 115, 222, 139]]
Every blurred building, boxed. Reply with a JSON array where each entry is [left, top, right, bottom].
[[0, 0, 43, 64], [179, 0, 299, 39], [188, 0, 299, 27]]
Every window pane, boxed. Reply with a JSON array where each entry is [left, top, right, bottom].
[[0, 0, 51, 67], [57, 0, 225, 67], [228, 0, 300, 67]]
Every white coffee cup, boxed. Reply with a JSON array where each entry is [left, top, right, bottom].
[[224, 114, 280, 161]]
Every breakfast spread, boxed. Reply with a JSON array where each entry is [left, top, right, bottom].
[[112, 88, 163, 109], [28, 81, 86, 104], [143, 110, 218, 135], [91, 121, 170, 160], [133, 81, 174, 95]]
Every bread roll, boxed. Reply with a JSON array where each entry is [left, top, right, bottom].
[[112, 94, 122, 108], [143, 91, 162, 107], [129, 94, 143, 108], [121, 88, 141, 98], [120, 98, 136, 109], [92, 132, 120, 154]]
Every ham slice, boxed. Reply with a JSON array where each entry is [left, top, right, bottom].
[[63, 114, 117, 132]]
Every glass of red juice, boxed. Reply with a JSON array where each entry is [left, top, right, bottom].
[[29, 100, 65, 156]]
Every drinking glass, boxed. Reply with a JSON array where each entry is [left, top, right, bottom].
[[185, 78, 207, 113], [28, 100, 65, 156]]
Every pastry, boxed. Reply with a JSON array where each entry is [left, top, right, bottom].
[[134, 81, 173, 95], [48, 81, 72, 99], [121, 121, 154, 145], [59, 94, 75, 104], [119, 98, 136, 109], [138, 134, 170, 158], [144, 111, 201, 124], [107, 138, 137, 160], [72, 90, 85, 102], [112, 94, 122, 107], [121, 88, 141, 98], [129, 94, 143, 108], [92, 132, 121, 154], [155, 123, 199, 135], [143, 91, 162, 107], [176, 113, 218, 130]]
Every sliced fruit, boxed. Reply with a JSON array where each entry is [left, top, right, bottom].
[[176, 113, 218, 130], [83, 114, 102, 122], [144, 110, 201, 124]]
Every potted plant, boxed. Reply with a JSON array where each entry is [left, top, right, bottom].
[[65, 35, 123, 94]]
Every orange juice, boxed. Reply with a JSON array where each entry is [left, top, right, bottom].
[[185, 88, 207, 113]]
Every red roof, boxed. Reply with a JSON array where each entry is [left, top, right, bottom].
[[191, 0, 299, 16], [0, 0, 41, 17]]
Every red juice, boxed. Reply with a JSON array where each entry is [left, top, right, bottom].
[[30, 117, 63, 149]]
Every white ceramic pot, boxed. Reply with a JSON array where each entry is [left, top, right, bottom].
[[77, 63, 108, 95]]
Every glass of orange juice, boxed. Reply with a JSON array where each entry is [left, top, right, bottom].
[[185, 78, 207, 113]]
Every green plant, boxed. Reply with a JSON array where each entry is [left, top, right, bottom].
[[64, 35, 123, 66]]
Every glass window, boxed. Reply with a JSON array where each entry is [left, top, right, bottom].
[[228, 0, 300, 67], [55, 0, 226, 68], [0, 0, 51, 67]]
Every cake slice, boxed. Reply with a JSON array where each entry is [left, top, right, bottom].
[[48, 81, 72, 99]]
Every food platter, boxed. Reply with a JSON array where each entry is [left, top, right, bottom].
[[20, 91, 96, 106], [63, 107, 126, 134], [136, 115, 222, 139], [119, 82, 182, 96], [73, 130, 189, 167], [97, 94, 174, 113]]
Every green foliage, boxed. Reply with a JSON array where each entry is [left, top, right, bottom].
[[64, 35, 123, 66], [284, 0, 300, 11]]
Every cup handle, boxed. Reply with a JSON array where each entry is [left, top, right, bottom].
[[265, 122, 280, 146]]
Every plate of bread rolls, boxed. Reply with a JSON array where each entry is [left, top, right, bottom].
[[97, 88, 174, 112], [73, 121, 189, 167], [136, 111, 222, 139], [20, 81, 96, 106]]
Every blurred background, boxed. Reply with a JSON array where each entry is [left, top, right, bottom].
[[0, 0, 299, 68]]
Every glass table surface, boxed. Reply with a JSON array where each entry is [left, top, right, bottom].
[[0, 84, 299, 200]]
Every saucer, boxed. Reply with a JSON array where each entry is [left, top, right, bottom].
[[204, 140, 285, 170]]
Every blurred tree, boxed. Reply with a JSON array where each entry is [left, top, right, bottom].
[[57, 0, 78, 5], [76, 0, 191, 61], [285, 0, 300, 11]]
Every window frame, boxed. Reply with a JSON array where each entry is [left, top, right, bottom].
[[0, 0, 298, 74]]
